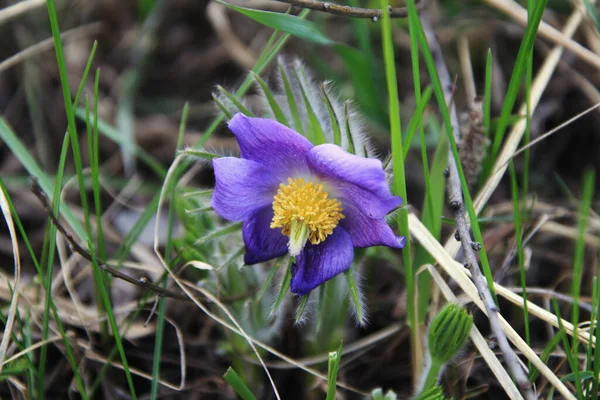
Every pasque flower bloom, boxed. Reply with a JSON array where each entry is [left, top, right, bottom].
[[212, 113, 405, 295]]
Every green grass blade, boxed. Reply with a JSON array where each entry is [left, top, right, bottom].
[[382, 0, 415, 374], [91, 69, 106, 260], [483, 0, 548, 178], [402, 86, 433, 159], [151, 103, 189, 399], [414, 131, 448, 319], [553, 298, 584, 399], [84, 97, 109, 340], [483, 49, 492, 138], [224, 367, 258, 400], [528, 329, 563, 382], [0, 179, 85, 389], [39, 133, 87, 399], [571, 169, 595, 349], [0, 120, 87, 240], [88, 249, 137, 399], [406, 0, 498, 304], [509, 162, 530, 366], [45, 0, 138, 394], [73, 41, 98, 109], [326, 342, 343, 400], [74, 108, 167, 178]]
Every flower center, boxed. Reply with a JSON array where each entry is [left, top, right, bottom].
[[270, 178, 344, 256]]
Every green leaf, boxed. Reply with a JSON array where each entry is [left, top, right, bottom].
[[255, 258, 284, 303], [251, 72, 288, 125], [180, 149, 223, 161], [278, 59, 304, 134], [272, 259, 292, 314], [321, 82, 342, 146], [292, 65, 328, 145], [344, 268, 365, 325], [294, 294, 310, 324], [216, 0, 336, 46], [193, 223, 242, 246], [213, 93, 234, 119], [343, 102, 356, 154], [223, 367, 257, 400], [216, 85, 255, 117]]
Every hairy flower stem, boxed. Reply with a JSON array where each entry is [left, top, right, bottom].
[[422, 361, 442, 391], [419, 14, 535, 400]]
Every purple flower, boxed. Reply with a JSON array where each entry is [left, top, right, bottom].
[[212, 114, 405, 295]]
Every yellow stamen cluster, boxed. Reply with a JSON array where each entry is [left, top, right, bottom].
[[271, 178, 344, 246]]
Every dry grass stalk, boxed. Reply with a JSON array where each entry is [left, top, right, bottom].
[[420, 12, 533, 398], [445, 5, 586, 256], [410, 214, 577, 399]]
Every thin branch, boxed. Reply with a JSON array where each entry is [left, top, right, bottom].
[[419, 15, 535, 400], [273, 0, 426, 19], [30, 177, 191, 302]]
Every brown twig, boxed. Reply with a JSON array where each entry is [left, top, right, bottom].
[[30, 177, 191, 303], [272, 0, 426, 19], [419, 15, 535, 400]]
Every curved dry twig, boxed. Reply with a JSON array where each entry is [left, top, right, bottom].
[[30, 177, 191, 303]]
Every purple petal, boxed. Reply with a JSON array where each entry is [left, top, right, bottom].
[[212, 157, 279, 221], [291, 228, 354, 295], [341, 203, 405, 249], [228, 114, 313, 176], [307, 144, 402, 218], [242, 206, 288, 264]]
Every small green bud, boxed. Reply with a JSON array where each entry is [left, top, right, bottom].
[[415, 385, 450, 400], [428, 303, 473, 365]]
